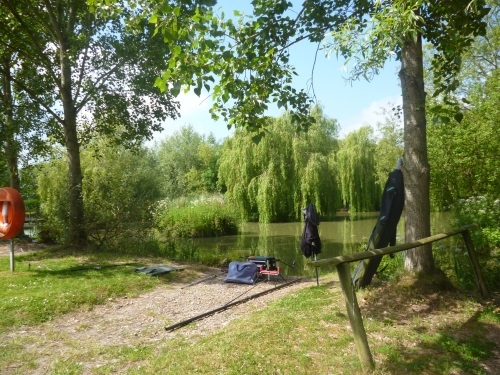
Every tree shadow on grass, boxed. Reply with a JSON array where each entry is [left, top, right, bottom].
[[357, 272, 499, 374]]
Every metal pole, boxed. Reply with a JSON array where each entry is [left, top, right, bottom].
[[314, 254, 319, 286], [9, 238, 14, 272]]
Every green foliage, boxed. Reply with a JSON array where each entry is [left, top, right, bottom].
[[455, 1, 500, 97], [81, 143, 163, 248], [37, 143, 162, 248], [0, 153, 9, 186], [428, 70, 500, 210], [152, 195, 240, 238], [218, 107, 341, 222], [336, 126, 380, 212], [145, 0, 488, 134], [36, 152, 70, 243], [450, 195, 500, 253], [148, 0, 319, 132], [155, 125, 220, 199], [374, 107, 404, 188], [2, 0, 185, 244]]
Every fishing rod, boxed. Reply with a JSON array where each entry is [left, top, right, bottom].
[[223, 284, 259, 306], [164, 278, 302, 332], [276, 259, 295, 268]]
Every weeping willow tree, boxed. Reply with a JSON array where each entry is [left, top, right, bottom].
[[374, 107, 404, 188], [218, 106, 341, 222], [337, 126, 380, 212]]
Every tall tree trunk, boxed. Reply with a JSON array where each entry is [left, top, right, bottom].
[[1, 54, 21, 191], [2, 53, 25, 237], [399, 34, 434, 273], [60, 39, 86, 246]]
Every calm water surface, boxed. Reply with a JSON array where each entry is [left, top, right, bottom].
[[191, 212, 452, 277]]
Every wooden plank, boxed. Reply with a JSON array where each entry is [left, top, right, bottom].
[[310, 223, 485, 373], [307, 224, 478, 268], [336, 262, 374, 371], [461, 230, 489, 299]]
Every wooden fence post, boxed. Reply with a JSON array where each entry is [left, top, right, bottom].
[[336, 262, 374, 372], [461, 230, 489, 299], [309, 224, 484, 372]]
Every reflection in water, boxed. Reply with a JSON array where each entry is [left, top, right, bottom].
[[189, 212, 451, 278]]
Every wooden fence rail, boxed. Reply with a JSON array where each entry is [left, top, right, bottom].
[[307, 223, 488, 372]]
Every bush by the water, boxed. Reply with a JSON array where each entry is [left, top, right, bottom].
[[451, 195, 500, 253], [153, 195, 240, 238]]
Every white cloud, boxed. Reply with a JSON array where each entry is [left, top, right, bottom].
[[148, 91, 234, 146], [339, 95, 402, 137]]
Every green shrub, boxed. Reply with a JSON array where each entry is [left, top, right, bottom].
[[450, 195, 500, 253], [439, 195, 500, 291], [153, 195, 240, 238], [37, 144, 162, 248]]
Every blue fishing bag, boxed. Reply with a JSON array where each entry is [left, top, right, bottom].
[[224, 261, 259, 285]]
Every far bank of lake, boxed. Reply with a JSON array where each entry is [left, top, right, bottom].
[[185, 212, 452, 277]]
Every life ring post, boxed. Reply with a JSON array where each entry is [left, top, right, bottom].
[[0, 187, 25, 272], [0, 187, 25, 239], [9, 239, 14, 272]]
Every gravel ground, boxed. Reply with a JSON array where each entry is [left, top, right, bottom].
[[9, 272, 314, 346], [1, 243, 315, 374], [1, 241, 316, 373]]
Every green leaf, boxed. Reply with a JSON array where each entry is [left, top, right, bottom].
[[251, 133, 262, 144], [162, 70, 171, 81], [149, 14, 158, 24], [154, 77, 167, 93], [440, 116, 451, 124], [170, 81, 181, 97], [171, 45, 182, 57], [453, 112, 464, 123]]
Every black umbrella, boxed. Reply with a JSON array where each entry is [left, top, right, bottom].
[[301, 203, 322, 285], [352, 158, 405, 289]]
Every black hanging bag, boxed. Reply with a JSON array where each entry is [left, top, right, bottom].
[[300, 203, 322, 258]]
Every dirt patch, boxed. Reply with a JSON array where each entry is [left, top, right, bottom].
[[0, 239, 47, 257]]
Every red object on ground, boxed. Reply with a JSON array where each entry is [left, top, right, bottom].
[[0, 187, 25, 239]]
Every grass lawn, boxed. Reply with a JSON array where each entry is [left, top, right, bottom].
[[0, 246, 498, 374]]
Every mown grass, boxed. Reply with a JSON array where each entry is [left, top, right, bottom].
[[1, 246, 498, 375], [0, 246, 202, 333]]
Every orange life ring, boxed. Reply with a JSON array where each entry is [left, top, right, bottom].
[[0, 187, 25, 239]]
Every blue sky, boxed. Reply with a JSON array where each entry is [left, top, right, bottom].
[[150, 1, 403, 144]]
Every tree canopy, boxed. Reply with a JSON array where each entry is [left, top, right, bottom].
[[218, 106, 341, 222], [0, 0, 186, 244], [155, 125, 220, 199], [336, 126, 379, 212], [146, 0, 489, 274]]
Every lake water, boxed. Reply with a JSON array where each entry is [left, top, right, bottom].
[[188, 212, 452, 277], [23, 212, 452, 277]]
